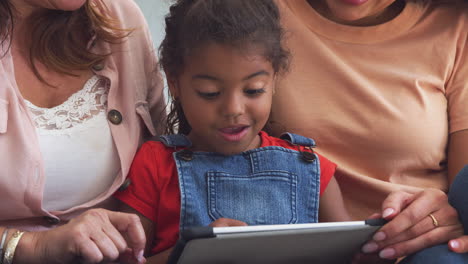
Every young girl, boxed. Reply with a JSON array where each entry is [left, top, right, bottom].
[[115, 0, 349, 262]]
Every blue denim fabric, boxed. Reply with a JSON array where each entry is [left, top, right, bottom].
[[400, 244, 468, 264], [399, 165, 468, 263], [160, 133, 321, 232], [449, 165, 468, 234]]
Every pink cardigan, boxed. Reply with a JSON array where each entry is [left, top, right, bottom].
[[0, 0, 166, 230]]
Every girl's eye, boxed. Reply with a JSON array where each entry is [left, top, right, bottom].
[[244, 88, 266, 96], [197, 91, 220, 99]]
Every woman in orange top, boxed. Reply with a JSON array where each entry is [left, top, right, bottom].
[[273, 0, 468, 262]]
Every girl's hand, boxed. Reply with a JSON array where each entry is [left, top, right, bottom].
[[209, 218, 248, 227], [360, 189, 463, 260], [18, 209, 146, 264]]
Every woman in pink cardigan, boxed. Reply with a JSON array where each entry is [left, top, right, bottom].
[[0, 0, 166, 263]]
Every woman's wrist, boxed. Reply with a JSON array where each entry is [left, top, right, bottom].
[[13, 231, 42, 264]]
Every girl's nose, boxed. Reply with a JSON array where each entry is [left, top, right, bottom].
[[222, 94, 245, 118]]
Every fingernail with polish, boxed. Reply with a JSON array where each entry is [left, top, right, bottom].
[[450, 240, 460, 250], [382, 208, 395, 218], [362, 242, 379, 253], [136, 249, 144, 262], [379, 248, 396, 259], [373, 231, 386, 241]]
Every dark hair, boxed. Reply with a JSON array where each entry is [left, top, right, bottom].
[[160, 0, 290, 135], [0, 0, 130, 84]]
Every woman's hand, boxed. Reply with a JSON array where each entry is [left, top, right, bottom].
[[209, 218, 248, 227], [350, 213, 395, 264], [360, 189, 464, 260], [18, 209, 146, 264]]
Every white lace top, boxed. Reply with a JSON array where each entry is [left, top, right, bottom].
[[25, 75, 120, 211]]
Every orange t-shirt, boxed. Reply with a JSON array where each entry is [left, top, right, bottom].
[[273, 0, 468, 219]]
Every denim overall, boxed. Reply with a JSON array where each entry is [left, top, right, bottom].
[[159, 133, 321, 232]]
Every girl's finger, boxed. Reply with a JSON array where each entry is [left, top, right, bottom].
[[209, 218, 248, 227]]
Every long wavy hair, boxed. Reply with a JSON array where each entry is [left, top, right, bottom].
[[0, 0, 130, 83], [160, 0, 290, 135]]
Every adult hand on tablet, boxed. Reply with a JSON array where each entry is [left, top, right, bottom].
[[350, 213, 395, 264], [20, 209, 146, 264], [209, 218, 248, 227], [360, 189, 463, 260]]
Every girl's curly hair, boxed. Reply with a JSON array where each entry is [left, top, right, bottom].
[[160, 0, 290, 135]]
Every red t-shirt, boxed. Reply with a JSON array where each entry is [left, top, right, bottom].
[[114, 132, 336, 254]]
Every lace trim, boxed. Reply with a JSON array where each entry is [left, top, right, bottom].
[[25, 75, 109, 130]]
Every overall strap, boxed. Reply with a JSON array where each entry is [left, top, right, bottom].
[[159, 134, 192, 148], [280, 132, 316, 147]]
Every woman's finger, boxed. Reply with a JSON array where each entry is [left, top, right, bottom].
[[76, 236, 104, 264], [378, 225, 463, 259], [118, 248, 147, 264], [367, 213, 382, 220], [380, 191, 415, 220], [377, 189, 448, 241], [90, 228, 121, 261], [375, 205, 459, 248], [101, 220, 129, 254], [107, 211, 146, 262]]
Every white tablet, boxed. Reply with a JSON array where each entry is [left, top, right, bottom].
[[167, 219, 385, 264]]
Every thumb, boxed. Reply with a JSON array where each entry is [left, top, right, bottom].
[[367, 213, 382, 219], [449, 236, 468, 253]]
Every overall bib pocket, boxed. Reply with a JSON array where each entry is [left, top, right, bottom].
[[207, 170, 298, 225]]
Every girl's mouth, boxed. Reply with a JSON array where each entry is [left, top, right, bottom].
[[340, 0, 369, 5], [218, 126, 249, 142]]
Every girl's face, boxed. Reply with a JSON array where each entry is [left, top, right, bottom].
[[314, 0, 400, 26], [169, 43, 275, 155]]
